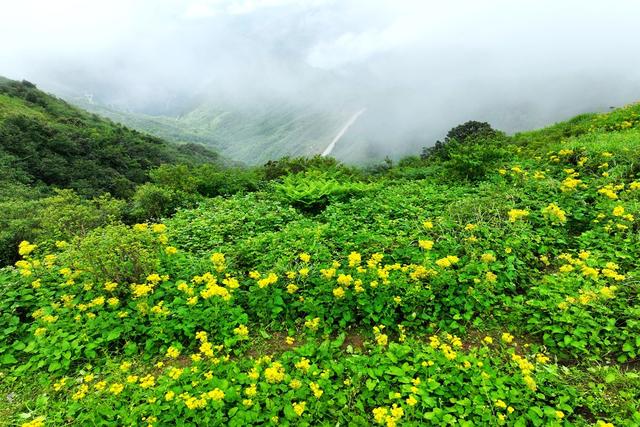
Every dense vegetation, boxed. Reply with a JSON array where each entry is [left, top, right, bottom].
[[1, 88, 640, 426], [0, 79, 222, 199], [0, 78, 225, 265]]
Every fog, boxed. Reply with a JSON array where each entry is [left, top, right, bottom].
[[2, 0, 640, 160]]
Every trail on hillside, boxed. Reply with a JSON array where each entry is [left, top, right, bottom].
[[321, 108, 366, 156]]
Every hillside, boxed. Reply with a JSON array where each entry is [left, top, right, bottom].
[[0, 78, 222, 198], [71, 96, 354, 165], [2, 102, 640, 426]]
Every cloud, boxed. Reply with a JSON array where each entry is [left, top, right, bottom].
[[184, 0, 331, 18]]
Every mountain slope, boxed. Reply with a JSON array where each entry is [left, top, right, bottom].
[[70, 96, 356, 165], [0, 78, 222, 198], [2, 101, 640, 425]]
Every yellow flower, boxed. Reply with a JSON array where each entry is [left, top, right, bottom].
[[508, 209, 529, 223], [333, 287, 346, 299], [495, 399, 507, 409], [166, 346, 180, 358], [285, 336, 295, 345], [139, 375, 155, 389], [320, 268, 336, 279], [165, 391, 175, 401], [348, 251, 361, 267], [422, 220, 434, 229], [295, 357, 311, 372], [485, 271, 497, 283], [465, 223, 477, 231], [310, 382, 323, 398], [299, 253, 311, 263], [536, 353, 550, 364], [287, 284, 298, 294], [435, 255, 457, 269], [109, 383, 124, 395], [555, 411, 564, 419], [523, 375, 537, 391], [501, 332, 514, 344], [168, 368, 183, 380], [264, 362, 285, 383], [582, 266, 599, 280], [72, 384, 89, 400], [337, 274, 353, 287], [293, 401, 306, 416], [210, 252, 226, 269], [559, 264, 574, 273], [21, 416, 46, 427], [560, 177, 581, 192], [599, 286, 617, 299], [406, 395, 418, 406], [613, 205, 625, 216], [165, 246, 178, 255], [542, 203, 567, 224], [481, 253, 496, 263], [133, 223, 148, 231], [418, 240, 434, 250], [152, 223, 167, 233], [257, 272, 278, 288], [207, 388, 225, 401], [305, 317, 321, 331], [18, 240, 38, 257], [373, 407, 388, 424], [244, 384, 257, 396], [289, 379, 302, 390], [233, 325, 249, 338]]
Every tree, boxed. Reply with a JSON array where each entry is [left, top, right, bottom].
[[421, 121, 497, 160]]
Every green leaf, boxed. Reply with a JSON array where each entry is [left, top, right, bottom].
[[386, 366, 404, 376], [106, 330, 121, 341], [1, 353, 17, 364]]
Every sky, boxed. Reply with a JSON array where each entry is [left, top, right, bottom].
[[2, 0, 640, 157]]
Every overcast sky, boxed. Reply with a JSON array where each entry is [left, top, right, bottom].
[[2, 0, 640, 155]]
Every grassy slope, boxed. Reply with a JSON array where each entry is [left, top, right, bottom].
[[0, 78, 222, 198], [2, 103, 640, 426]]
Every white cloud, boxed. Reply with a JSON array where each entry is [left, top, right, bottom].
[[183, 0, 331, 18]]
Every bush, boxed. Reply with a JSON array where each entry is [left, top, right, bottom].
[[0, 190, 124, 266], [130, 183, 199, 222], [421, 120, 498, 161], [261, 155, 359, 181], [61, 224, 161, 284], [273, 171, 372, 213]]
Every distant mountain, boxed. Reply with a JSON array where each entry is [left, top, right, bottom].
[[69, 95, 357, 165], [0, 77, 223, 198]]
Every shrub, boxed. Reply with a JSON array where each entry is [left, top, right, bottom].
[[273, 171, 372, 212], [61, 224, 161, 284]]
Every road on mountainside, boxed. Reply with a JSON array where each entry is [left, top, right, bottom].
[[321, 108, 366, 156]]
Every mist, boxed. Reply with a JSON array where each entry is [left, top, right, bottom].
[[2, 0, 640, 161]]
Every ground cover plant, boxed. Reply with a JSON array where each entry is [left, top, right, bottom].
[[2, 103, 640, 426]]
